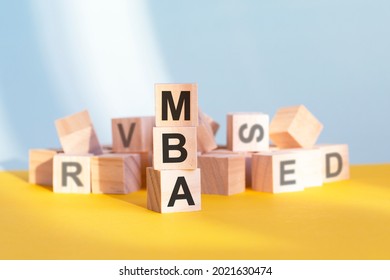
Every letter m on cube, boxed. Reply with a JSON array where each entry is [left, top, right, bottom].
[[155, 84, 198, 127]]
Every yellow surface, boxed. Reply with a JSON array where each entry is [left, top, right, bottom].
[[0, 164, 389, 260]]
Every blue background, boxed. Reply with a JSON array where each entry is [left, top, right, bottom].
[[0, 0, 389, 169]]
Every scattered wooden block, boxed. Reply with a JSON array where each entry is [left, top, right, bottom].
[[153, 126, 197, 170], [287, 148, 323, 187], [29, 149, 59, 186], [203, 148, 253, 187], [202, 112, 220, 135], [227, 112, 269, 152], [252, 151, 305, 193], [146, 167, 201, 213], [198, 154, 245, 195], [55, 110, 103, 155], [91, 154, 141, 194], [155, 83, 198, 127], [316, 144, 350, 183], [53, 154, 92, 194], [197, 109, 218, 153], [270, 105, 323, 149], [112, 116, 154, 153]]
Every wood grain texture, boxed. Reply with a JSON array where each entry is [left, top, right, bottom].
[[91, 154, 141, 194], [198, 154, 245, 195], [270, 105, 323, 149], [155, 83, 198, 127], [203, 148, 253, 187], [146, 167, 201, 213], [55, 110, 103, 155], [53, 154, 92, 194], [111, 116, 154, 153], [227, 112, 269, 152], [29, 149, 59, 186]]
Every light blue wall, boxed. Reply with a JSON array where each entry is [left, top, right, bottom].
[[146, 0, 390, 164], [0, 0, 389, 169]]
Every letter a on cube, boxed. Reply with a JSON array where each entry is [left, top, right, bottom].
[[155, 83, 198, 127], [146, 168, 201, 213]]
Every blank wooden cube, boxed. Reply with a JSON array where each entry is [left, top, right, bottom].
[[146, 168, 201, 213], [198, 154, 245, 195], [29, 149, 59, 186], [155, 83, 198, 127], [91, 154, 141, 194], [112, 116, 154, 153], [227, 112, 269, 152], [252, 151, 305, 193], [197, 110, 218, 153], [53, 154, 92, 194], [270, 105, 323, 149], [55, 110, 103, 155], [153, 126, 197, 170], [287, 148, 323, 187], [202, 112, 220, 135], [204, 148, 253, 187], [316, 144, 350, 183]]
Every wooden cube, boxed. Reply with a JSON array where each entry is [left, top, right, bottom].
[[155, 83, 198, 127], [316, 144, 350, 183], [204, 148, 253, 187], [55, 110, 103, 155], [287, 148, 323, 187], [146, 168, 201, 213], [252, 151, 305, 193], [112, 116, 154, 153], [29, 149, 59, 186], [53, 154, 92, 194], [91, 154, 141, 194], [227, 112, 269, 152], [270, 105, 323, 149], [153, 126, 197, 170], [197, 110, 218, 153], [198, 154, 245, 195], [202, 112, 220, 135]]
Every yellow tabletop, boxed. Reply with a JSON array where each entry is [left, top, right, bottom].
[[0, 164, 389, 260]]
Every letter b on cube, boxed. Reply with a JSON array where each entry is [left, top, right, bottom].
[[153, 127, 197, 170]]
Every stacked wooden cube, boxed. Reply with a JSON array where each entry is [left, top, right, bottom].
[[147, 84, 201, 213], [28, 86, 350, 214]]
